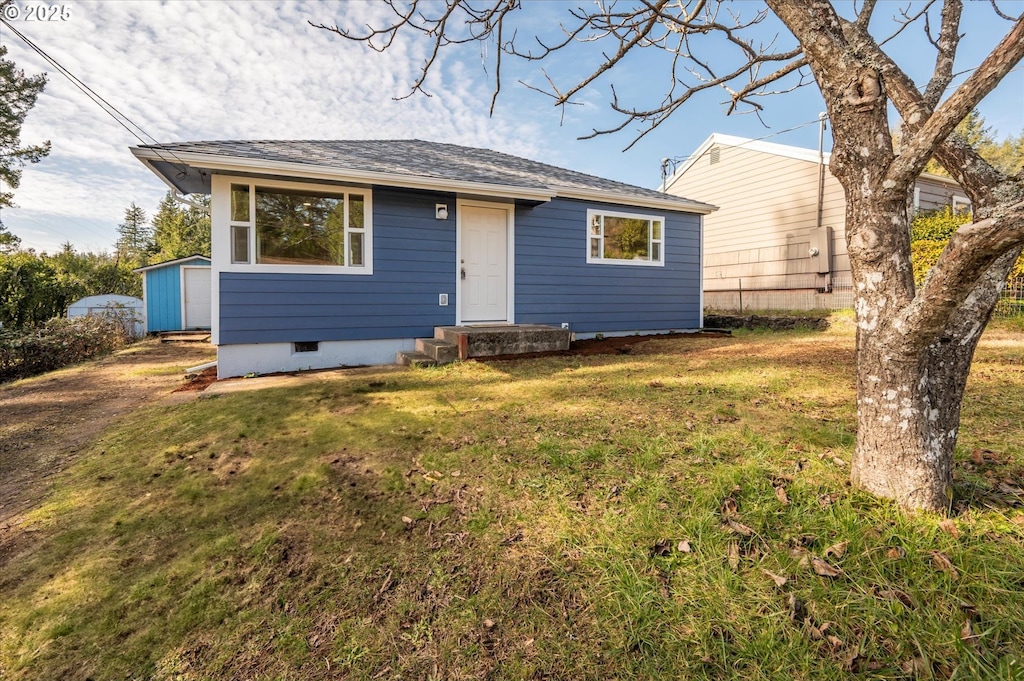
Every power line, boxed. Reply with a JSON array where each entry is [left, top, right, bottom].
[[0, 15, 191, 173]]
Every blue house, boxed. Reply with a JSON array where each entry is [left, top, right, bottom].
[[133, 255, 212, 333], [131, 140, 716, 377]]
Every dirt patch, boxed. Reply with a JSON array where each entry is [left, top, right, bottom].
[[175, 366, 219, 393], [0, 340, 216, 530], [475, 330, 731, 362]]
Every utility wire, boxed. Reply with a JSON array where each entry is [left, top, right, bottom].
[[0, 16, 191, 173]]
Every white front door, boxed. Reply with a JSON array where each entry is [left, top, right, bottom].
[[460, 204, 509, 323], [182, 266, 212, 328]]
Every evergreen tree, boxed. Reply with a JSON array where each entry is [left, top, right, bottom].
[[115, 203, 152, 264], [0, 43, 51, 221], [150, 192, 211, 262]]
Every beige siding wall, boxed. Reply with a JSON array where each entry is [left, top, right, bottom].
[[667, 142, 849, 294], [915, 176, 970, 212]]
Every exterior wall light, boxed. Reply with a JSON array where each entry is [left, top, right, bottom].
[[436, 204, 449, 220]]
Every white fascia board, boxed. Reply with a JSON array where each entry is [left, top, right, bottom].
[[132, 255, 211, 273], [661, 132, 831, 190], [131, 148, 555, 204], [553, 185, 718, 214], [917, 171, 963, 189]]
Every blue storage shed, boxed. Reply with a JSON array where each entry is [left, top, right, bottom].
[[134, 255, 212, 333]]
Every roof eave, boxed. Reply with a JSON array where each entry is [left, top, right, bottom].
[[553, 185, 718, 214], [131, 147, 556, 204]]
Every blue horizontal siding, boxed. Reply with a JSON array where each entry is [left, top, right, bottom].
[[514, 198, 701, 332], [220, 188, 457, 344], [219, 188, 701, 345]]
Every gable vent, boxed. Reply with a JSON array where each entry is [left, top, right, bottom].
[[709, 147, 721, 165]]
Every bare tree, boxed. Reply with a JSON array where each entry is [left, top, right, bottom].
[[314, 1, 1024, 512]]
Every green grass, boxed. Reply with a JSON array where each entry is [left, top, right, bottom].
[[2, 321, 1023, 680]]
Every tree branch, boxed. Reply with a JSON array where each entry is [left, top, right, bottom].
[[885, 15, 1024, 190], [921, 0, 962, 108]]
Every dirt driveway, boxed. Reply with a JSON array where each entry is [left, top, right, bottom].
[[0, 340, 216, 527]]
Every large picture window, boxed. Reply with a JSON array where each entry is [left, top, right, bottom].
[[586, 209, 664, 266], [229, 181, 368, 270]]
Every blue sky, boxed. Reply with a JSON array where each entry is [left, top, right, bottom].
[[2, 0, 1021, 254]]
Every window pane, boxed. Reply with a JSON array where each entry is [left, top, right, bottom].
[[231, 184, 250, 222], [349, 195, 364, 229], [602, 216, 650, 261], [590, 238, 601, 259], [349, 232, 364, 267], [231, 225, 249, 263], [255, 187, 346, 266], [652, 220, 662, 241], [652, 242, 661, 262]]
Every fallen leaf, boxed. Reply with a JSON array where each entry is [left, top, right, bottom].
[[648, 380, 664, 388], [806, 622, 824, 640], [774, 486, 790, 506], [401, 516, 414, 525], [524, 637, 535, 647], [900, 657, 929, 675], [810, 556, 842, 578], [761, 569, 788, 587], [826, 635, 843, 649], [938, 519, 960, 539], [885, 546, 907, 560], [874, 587, 915, 608], [997, 481, 1023, 495], [824, 541, 849, 559], [677, 540, 692, 553], [725, 518, 754, 536], [960, 619, 978, 649], [831, 456, 848, 468], [817, 493, 840, 509], [450, 470, 461, 478], [720, 497, 738, 518], [930, 551, 960, 580], [483, 619, 495, 629], [727, 541, 740, 570], [843, 646, 862, 672], [650, 539, 673, 557]]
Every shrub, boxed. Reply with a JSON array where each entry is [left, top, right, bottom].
[[0, 314, 136, 383], [911, 207, 1024, 286]]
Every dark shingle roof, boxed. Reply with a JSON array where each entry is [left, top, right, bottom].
[[133, 139, 714, 211]]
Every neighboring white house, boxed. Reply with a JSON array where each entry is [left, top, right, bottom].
[[662, 133, 970, 311]]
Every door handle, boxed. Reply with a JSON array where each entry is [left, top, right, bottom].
[[460, 267, 466, 280]]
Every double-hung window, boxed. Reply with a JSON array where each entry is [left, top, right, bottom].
[[228, 181, 369, 272], [586, 209, 664, 266]]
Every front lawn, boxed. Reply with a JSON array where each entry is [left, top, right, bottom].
[[2, 319, 1023, 680]]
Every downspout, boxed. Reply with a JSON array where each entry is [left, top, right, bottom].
[[816, 111, 827, 233], [816, 112, 831, 292]]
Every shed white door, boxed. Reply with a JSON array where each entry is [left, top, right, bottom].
[[182, 267, 212, 329], [460, 205, 509, 323]]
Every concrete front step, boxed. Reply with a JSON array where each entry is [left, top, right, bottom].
[[415, 337, 460, 364], [435, 324, 571, 358], [396, 351, 438, 367]]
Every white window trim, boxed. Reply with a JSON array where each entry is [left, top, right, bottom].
[[214, 175, 373, 276], [585, 208, 665, 267]]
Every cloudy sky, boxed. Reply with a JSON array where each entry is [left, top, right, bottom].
[[2, 0, 1022, 253]]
